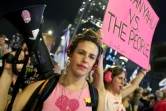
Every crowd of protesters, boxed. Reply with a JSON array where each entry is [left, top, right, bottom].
[[0, 28, 166, 111]]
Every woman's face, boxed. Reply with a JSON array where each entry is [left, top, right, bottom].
[[111, 71, 126, 92], [69, 41, 98, 77], [138, 90, 143, 98], [128, 92, 133, 99], [0, 37, 5, 45]]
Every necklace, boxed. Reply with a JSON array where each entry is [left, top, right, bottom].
[[61, 75, 86, 111]]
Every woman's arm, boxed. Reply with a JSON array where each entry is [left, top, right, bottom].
[[97, 89, 105, 111], [92, 55, 106, 93], [0, 69, 13, 111], [133, 105, 139, 111], [92, 29, 106, 93], [0, 51, 29, 111], [121, 66, 150, 99], [0, 51, 24, 111]]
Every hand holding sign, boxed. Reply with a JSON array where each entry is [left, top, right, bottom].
[[96, 29, 104, 40]]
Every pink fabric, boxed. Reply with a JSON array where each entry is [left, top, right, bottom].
[[42, 83, 92, 111]]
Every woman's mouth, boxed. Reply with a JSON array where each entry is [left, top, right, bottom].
[[78, 65, 86, 70], [119, 86, 123, 90]]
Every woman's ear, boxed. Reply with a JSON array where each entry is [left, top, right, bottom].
[[67, 56, 71, 64], [68, 53, 72, 57]]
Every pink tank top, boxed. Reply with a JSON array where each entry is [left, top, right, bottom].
[[42, 83, 92, 111]]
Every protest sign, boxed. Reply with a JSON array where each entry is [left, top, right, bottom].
[[102, 0, 159, 69]]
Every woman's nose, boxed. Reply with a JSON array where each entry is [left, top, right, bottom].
[[82, 55, 89, 63], [122, 79, 126, 85]]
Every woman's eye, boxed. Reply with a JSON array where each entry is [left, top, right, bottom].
[[89, 56, 95, 60], [118, 77, 123, 80], [79, 51, 83, 55]]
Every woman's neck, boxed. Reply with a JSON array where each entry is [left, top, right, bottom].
[[61, 68, 87, 91], [107, 85, 120, 96]]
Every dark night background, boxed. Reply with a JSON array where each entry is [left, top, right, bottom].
[[0, 0, 166, 92], [0, 0, 166, 46]]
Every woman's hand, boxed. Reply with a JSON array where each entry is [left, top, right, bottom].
[[147, 64, 151, 72], [0, 50, 30, 111], [4, 51, 25, 70], [141, 64, 151, 75], [3, 50, 30, 85], [96, 29, 104, 40]]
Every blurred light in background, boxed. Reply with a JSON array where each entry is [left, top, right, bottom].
[[48, 30, 52, 35]]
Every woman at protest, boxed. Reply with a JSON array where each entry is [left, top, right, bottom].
[[94, 62, 150, 111], [93, 29, 151, 111], [0, 29, 105, 111]]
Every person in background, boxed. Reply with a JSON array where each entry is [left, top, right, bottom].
[[140, 88, 150, 111], [0, 34, 6, 46], [155, 90, 164, 102], [122, 92, 133, 111], [42, 33, 55, 53], [143, 94, 155, 111], [0, 34, 9, 58], [42, 33, 61, 74], [162, 88, 166, 100], [148, 95, 155, 107], [143, 90, 164, 111], [131, 87, 144, 111], [92, 29, 151, 111], [153, 89, 166, 111], [0, 43, 9, 58], [153, 99, 166, 111]]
